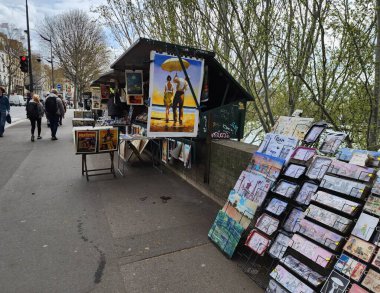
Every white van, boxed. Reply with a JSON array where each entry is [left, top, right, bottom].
[[9, 94, 26, 106]]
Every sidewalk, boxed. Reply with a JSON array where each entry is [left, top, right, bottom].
[[0, 110, 263, 293]]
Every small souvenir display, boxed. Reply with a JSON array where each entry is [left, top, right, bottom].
[[305, 205, 352, 233], [348, 284, 369, 293], [268, 232, 292, 259], [320, 174, 367, 198], [255, 213, 280, 235], [343, 235, 376, 262], [227, 190, 258, 219], [352, 212, 379, 241], [306, 156, 332, 180], [283, 208, 304, 232], [246, 152, 285, 181], [245, 229, 271, 256], [334, 253, 367, 281], [272, 116, 314, 141], [327, 159, 375, 182], [283, 164, 306, 179], [372, 249, 380, 269], [76, 130, 98, 154], [304, 122, 327, 143], [208, 210, 244, 258], [272, 180, 298, 198], [258, 133, 299, 163], [266, 279, 288, 293], [295, 182, 319, 205], [266, 198, 288, 216], [363, 194, 380, 216], [298, 219, 343, 251], [361, 269, 380, 293], [311, 190, 360, 215], [319, 130, 347, 154], [290, 234, 334, 268], [233, 170, 273, 206], [98, 128, 119, 152], [291, 146, 316, 162], [269, 264, 314, 293], [223, 203, 251, 229], [280, 255, 326, 287], [320, 270, 350, 293]]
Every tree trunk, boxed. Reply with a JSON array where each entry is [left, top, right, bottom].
[[369, 0, 380, 150]]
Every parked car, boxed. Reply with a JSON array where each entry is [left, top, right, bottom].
[[9, 94, 26, 106]]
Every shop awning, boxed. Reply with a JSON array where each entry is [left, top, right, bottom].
[[110, 38, 254, 108], [90, 70, 125, 87]]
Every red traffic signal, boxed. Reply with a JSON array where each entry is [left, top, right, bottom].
[[19, 56, 28, 73]]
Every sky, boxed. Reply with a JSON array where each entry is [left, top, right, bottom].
[[0, 0, 123, 61]]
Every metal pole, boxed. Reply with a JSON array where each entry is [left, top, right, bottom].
[[50, 43, 54, 89], [26, 0, 33, 93]]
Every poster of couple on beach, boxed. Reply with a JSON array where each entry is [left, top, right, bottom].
[[147, 51, 204, 137]]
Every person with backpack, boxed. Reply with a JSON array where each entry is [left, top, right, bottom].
[[45, 89, 65, 140], [26, 94, 44, 141], [0, 86, 10, 137]]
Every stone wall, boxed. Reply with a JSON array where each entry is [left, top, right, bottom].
[[165, 140, 257, 206]]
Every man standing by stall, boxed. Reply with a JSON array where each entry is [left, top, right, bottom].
[[172, 73, 188, 125]]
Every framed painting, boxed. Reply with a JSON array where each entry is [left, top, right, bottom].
[[76, 130, 98, 154], [98, 128, 119, 152], [125, 70, 143, 96]]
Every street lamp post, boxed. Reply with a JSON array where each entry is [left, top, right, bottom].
[[25, 0, 33, 93], [39, 34, 54, 89]]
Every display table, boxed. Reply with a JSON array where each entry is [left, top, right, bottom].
[[118, 134, 162, 176]]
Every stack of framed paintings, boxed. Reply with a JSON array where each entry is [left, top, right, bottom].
[[74, 127, 119, 154]]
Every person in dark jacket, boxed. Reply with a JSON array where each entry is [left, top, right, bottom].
[[45, 89, 65, 140], [26, 94, 44, 141], [0, 86, 10, 137]]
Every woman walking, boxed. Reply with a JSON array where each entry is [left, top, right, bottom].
[[26, 94, 44, 141], [0, 86, 10, 137]]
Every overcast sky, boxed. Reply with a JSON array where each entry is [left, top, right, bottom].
[[0, 0, 123, 60]]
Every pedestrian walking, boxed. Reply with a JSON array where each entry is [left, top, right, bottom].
[[58, 94, 66, 126], [45, 89, 65, 140], [0, 86, 10, 137], [26, 94, 44, 141]]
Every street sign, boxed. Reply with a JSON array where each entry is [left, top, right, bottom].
[[56, 84, 62, 91]]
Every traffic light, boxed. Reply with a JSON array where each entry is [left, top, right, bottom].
[[19, 56, 28, 73]]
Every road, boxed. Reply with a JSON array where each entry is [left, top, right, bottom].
[[6, 106, 28, 128]]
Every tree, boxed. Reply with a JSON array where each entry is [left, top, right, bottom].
[[39, 10, 109, 107], [0, 25, 25, 95]]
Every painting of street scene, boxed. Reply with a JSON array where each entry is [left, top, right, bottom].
[[147, 51, 204, 137]]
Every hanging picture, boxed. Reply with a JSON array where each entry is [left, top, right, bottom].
[[351, 212, 379, 241], [245, 229, 271, 256], [320, 270, 350, 293], [361, 269, 380, 293], [269, 265, 314, 293], [343, 235, 376, 262], [125, 70, 143, 96], [295, 182, 318, 205], [98, 128, 119, 152], [162, 139, 168, 163], [227, 190, 257, 219], [298, 219, 343, 251], [319, 130, 347, 154], [269, 232, 292, 259], [147, 51, 204, 137], [255, 213, 279, 236], [76, 130, 98, 154], [126, 95, 144, 105], [305, 156, 332, 180], [257, 133, 299, 163], [100, 84, 110, 100], [246, 152, 285, 181], [280, 255, 326, 287], [208, 210, 244, 258], [334, 253, 367, 281]]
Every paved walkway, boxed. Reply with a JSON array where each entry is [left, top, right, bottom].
[[0, 110, 262, 292]]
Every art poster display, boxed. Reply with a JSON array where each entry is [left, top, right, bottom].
[[246, 152, 285, 181], [304, 122, 327, 143], [361, 269, 380, 293], [98, 128, 119, 152], [272, 180, 298, 198], [291, 147, 316, 162], [223, 203, 251, 229], [320, 174, 367, 199], [320, 270, 350, 293], [272, 116, 314, 140], [306, 204, 352, 232], [283, 164, 306, 179], [255, 213, 279, 236], [227, 190, 257, 219], [245, 229, 271, 256], [100, 84, 110, 100], [233, 170, 273, 206], [327, 159, 375, 182], [257, 133, 299, 163], [363, 194, 380, 216], [334, 253, 367, 281], [92, 88, 101, 110], [311, 190, 360, 215], [147, 51, 204, 137], [320, 130, 347, 154], [269, 265, 314, 293], [283, 208, 304, 232], [265, 198, 287, 216], [295, 182, 318, 205], [125, 70, 143, 96], [76, 130, 98, 154], [351, 212, 379, 241], [343, 235, 376, 262], [208, 210, 244, 258], [268, 232, 292, 259]]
